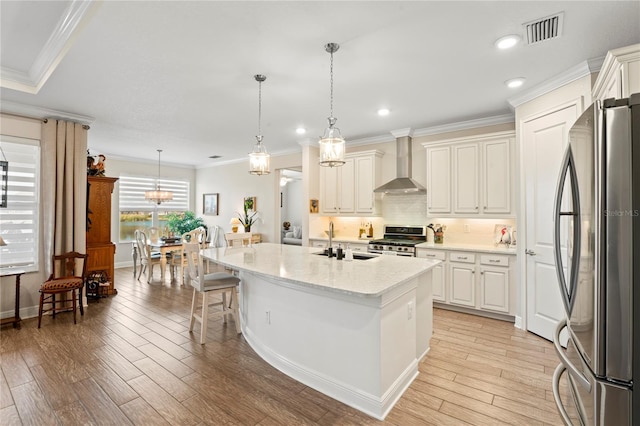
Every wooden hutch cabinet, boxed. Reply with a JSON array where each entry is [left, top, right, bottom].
[[86, 176, 118, 296]]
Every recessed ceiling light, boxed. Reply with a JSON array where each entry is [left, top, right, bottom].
[[377, 108, 390, 116], [505, 78, 525, 88], [495, 35, 521, 50], [296, 127, 306, 135]]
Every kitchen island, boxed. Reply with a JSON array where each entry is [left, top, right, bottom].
[[201, 243, 439, 420]]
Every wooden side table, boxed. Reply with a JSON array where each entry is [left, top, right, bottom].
[[0, 268, 25, 328]]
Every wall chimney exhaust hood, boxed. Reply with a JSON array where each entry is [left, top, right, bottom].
[[374, 129, 426, 194]]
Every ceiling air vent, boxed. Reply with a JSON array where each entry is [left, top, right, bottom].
[[523, 12, 564, 45]]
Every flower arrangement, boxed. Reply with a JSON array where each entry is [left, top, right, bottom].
[[238, 198, 258, 231]]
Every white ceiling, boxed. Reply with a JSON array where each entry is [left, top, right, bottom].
[[1, 1, 639, 168]]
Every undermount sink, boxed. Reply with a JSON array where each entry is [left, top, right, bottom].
[[313, 250, 377, 260]]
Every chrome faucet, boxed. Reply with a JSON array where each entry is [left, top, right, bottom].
[[328, 221, 334, 255]]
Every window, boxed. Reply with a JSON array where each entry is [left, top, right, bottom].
[[0, 137, 40, 271], [118, 175, 189, 242]]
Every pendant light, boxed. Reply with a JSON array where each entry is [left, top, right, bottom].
[[145, 149, 173, 204], [319, 42, 346, 167], [249, 74, 271, 175]]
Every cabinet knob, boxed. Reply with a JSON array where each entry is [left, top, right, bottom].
[[475, 206, 478, 210]]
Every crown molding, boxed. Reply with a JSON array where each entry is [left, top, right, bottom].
[[507, 57, 604, 108], [0, 0, 100, 94], [413, 113, 514, 137], [0, 100, 94, 124], [390, 128, 413, 138]]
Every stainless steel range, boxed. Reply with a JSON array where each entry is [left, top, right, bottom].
[[368, 225, 427, 257]]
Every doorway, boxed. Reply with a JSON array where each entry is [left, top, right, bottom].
[[278, 168, 303, 243]]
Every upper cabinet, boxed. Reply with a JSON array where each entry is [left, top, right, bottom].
[[320, 150, 383, 215], [592, 43, 640, 101], [423, 131, 514, 217]]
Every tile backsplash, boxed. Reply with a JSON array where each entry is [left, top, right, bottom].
[[308, 193, 516, 246]]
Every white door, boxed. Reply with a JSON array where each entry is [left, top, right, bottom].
[[479, 266, 509, 313], [320, 166, 339, 214], [523, 105, 578, 340], [354, 155, 374, 214]]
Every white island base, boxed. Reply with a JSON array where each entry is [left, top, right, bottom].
[[203, 244, 436, 420]]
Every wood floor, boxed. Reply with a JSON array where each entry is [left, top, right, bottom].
[[1, 266, 576, 425]]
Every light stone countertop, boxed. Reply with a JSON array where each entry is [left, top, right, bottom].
[[202, 243, 440, 297], [415, 242, 517, 255]]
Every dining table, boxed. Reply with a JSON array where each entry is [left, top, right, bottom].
[[149, 240, 182, 282]]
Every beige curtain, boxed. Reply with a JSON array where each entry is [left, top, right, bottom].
[[42, 119, 87, 277]]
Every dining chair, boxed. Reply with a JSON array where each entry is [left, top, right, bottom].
[[170, 227, 207, 284], [184, 242, 241, 344], [224, 232, 253, 248], [38, 251, 88, 328], [148, 226, 160, 244], [135, 229, 162, 283]]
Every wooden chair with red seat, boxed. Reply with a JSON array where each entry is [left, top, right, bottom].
[[38, 251, 88, 328]]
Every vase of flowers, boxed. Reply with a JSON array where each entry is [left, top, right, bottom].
[[238, 199, 258, 232]]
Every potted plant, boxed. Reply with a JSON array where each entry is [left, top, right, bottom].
[[165, 211, 207, 237], [238, 200, 258, 232]]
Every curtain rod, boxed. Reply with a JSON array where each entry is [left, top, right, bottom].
[[42, 118, 90, 130]]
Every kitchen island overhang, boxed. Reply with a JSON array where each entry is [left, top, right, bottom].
[[202, 243, 440, 420]]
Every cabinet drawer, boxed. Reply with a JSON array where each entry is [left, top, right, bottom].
[[480, 254, 509, 267], [417, 250, 446, 260], [450, 252, 475, 263]]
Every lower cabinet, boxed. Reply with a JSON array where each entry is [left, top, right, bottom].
[[449, 262, 476, 307], [417, 247, 514, 318]]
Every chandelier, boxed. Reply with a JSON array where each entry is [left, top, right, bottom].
[[319, 42, 346, 167], [145, 149, 173, 204], [249, 74, 271, 175]]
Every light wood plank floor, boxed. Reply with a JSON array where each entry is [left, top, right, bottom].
[[1, 266, 577, 425]]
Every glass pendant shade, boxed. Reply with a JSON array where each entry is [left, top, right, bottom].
[[145, 149, 173, 204], [249, 136, 271, 175], [319, 117, 346, 167], [248, 74, 270, 175], [319, 42, 346, 167]]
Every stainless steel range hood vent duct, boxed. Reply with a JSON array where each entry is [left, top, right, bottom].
[[374, 134, 426, 194]]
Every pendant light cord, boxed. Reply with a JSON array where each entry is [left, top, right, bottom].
[[329, 49, 334, 119], [258, 79, 262, 138]]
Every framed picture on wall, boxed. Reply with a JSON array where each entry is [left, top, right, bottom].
[[310, 198, 319, 213], [203, 193, 219, 215], [244, 196, 256, 211]]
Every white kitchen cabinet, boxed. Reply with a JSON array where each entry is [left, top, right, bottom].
[[417, 246, 515, 319], [453, 144, 479, 214], [425, 146, 451, 214], [423, 131, 514, 217], [449, 262, 475, 307], [479, 266, 509, 313], [320, 158, 354, 214], [320, 150, 383, 216], [416, 249, 446, 302], [592, 44, 640, 101]]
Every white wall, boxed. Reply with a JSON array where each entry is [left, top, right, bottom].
[[195, 153, 302, 245]]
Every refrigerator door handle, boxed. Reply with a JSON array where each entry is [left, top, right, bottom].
[[553, 319, 591, 392], [553, 146, 582, 316], [552, 363, 574, 426]]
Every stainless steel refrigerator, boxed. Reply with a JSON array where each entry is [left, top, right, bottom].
[[552, 94, 639, 425]]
